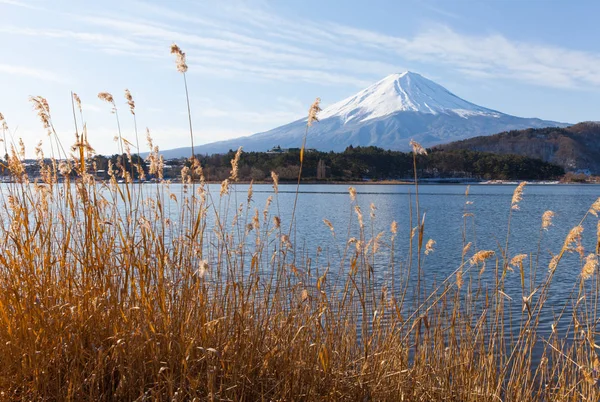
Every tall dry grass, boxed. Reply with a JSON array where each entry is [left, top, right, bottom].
[[0, 45, 598, 401]]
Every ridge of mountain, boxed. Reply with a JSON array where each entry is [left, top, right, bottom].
[[437, 122, 600, 174], [156, 72, 570, 159]]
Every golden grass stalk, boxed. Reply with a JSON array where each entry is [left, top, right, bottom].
[[2, 45, 600, 402]]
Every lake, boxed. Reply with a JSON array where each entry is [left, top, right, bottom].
[[216, 182, 600, 338]]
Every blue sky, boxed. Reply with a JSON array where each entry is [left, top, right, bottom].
[[1, 0, 600, 156]]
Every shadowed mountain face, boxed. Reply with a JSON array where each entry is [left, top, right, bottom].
[[437, 122, 600, 174], [158, 72, 569, 158]]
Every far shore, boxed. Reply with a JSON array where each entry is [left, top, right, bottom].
[[2, 178, 598, 185]]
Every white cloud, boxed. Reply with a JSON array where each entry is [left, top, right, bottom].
[[0, 0, 41, 10], [4, 1, 600, 92], [77, 3, 600, 90], [328, 23, 600, 90], [0, 63, 61, 82]]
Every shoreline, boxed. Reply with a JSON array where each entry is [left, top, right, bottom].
[[1, 178, 597, 185]]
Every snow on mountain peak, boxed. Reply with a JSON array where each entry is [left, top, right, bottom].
[[319, 71, 501, 123]]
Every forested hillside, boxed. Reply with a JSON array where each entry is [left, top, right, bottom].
[[438, 122, 600, 174], [182, 146, 563, 181]]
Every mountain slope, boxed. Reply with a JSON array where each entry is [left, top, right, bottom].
[[160, 72, 569, 158], [437, 122, 600, 174]]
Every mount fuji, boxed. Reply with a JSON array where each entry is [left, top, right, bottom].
[[163, 72, 569, 157]]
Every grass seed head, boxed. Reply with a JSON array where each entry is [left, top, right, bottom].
[[323, 219, 334, 232], [425, 239, 436, 255], [197, 260, 209, 278], [589, 197, 600, 217], [348, 186, 357, 202], [470, 250, 495, 266], [510, 254, 528, 268], [511, 182, 526, 210], [271, 171, 279, 193], [98, 92, 114, 105], [582, 254, 598, 280], [29, 96, 51, 129], [564, 225, 584, 250], [230, 147, 242, 181], [170, 43, 188, 73], [456, 270, 464, 289], [220, 179, 230, 197], [124, 89, 135, 115], [354, 205, 364, 229], [307, 97, 321, 127], [462, 242, 472, 257], [72, 93, 82, 112], [409, 139, 427, 155], [542, 210, 555, 230]]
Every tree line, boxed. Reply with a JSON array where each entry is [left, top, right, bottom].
[[187, 146, 564, 181], [14, 146, 564, 182]]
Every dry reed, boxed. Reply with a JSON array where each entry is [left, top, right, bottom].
[[0, 46, 598, 402]]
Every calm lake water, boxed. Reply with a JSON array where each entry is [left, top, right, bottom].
[[221, 182, 600, 337], [7, 181, 599, 343]]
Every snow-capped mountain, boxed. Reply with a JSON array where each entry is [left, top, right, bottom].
[[319, 72, 501, 122], [160, 72, 569, 158]]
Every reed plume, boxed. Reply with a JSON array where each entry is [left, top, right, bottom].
[[589, 197, 600, 217], [271, 171, 279, 193], [97, 92, 115, 105], [220, 179, 230, 196], [170, 43, 188, 73], [542, 210, 555, 229], [307, 97, 321, 127], [549, 254, 560, 273], [582, 253, 598, 280], [470, 250, 495, 265], [348, 186, 357, 202], [72, 93, 82, 112], [409, 139, 427, 155], [564, 225, 584, 250], [596, 221, 600, 254], [124, 89, 135, 115], [510, 253, 528, 268], [29, 96, 51, 129], [456, 270, 464, 289], [425, 239, 436, 255], [230, 147, 242, 181], [511, 182, 526, 210]]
